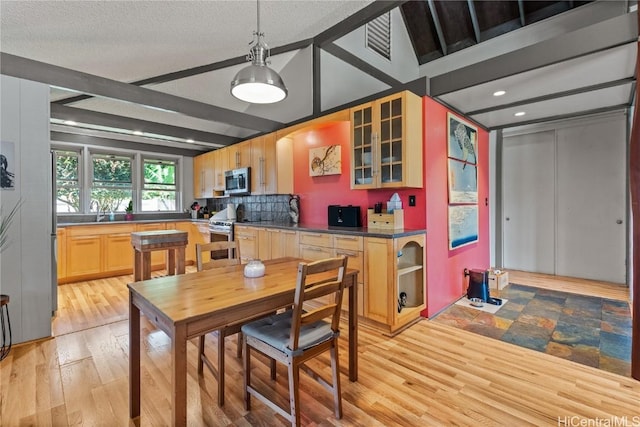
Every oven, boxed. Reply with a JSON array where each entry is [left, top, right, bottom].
[[209, 219, 235, 259]]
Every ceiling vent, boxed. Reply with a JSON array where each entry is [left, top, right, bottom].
[[366, 11, 391, 60]]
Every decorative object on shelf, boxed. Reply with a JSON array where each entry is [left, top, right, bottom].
[[230, 0, 287, 104], [190, 201, 200, 219], [309, 145, 341, 176], [289, 194, 300, 223], [244, 259, 266, 278], [397, 291, 407, 313], [125, 200, 134, 221], [0, 294, 12, 361]]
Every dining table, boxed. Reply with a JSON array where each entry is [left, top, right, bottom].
[[128, 257, 359, 426]]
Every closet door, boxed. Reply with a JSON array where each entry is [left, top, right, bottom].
[[555, 116, 626, 283], [502, 131, 556, 274]]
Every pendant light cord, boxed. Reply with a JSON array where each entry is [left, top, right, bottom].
[[256, 0, 261, 35]]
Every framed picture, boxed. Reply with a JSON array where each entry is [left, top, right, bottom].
[[448, 204, 478, 250], [447, 112, 477, 167], [448, 158, 477, 203], [0, 141, 16, 190], [309, 145, 341, 176]]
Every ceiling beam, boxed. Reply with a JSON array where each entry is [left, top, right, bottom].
[[517, 0, 526, 27], [53, 38, 313, 105], [466, 0, 482, 44], [315, 1, 407, 47], [429, 11, 638, 96], [427, 0, 448, 56], [465, 77, 636, 116], [1, 53, 283, 133], [50, 104, 241, 146]]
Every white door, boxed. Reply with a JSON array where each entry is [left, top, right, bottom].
[[502, 131, 556, 274], [555, 116, 627, 283]]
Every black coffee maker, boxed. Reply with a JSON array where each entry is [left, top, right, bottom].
[[465, 268, 502, 305]]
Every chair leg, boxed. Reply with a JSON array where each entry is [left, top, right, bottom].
[[217, 330, 226, 406], [236, 331, 243, 358], [197, 334, 205, 375], [243, 335, 251, 411], [330, 341, 343, 419], [288, 362, 301, 427]]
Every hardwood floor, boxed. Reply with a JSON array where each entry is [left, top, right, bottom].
[[2, 270, 639, 426]]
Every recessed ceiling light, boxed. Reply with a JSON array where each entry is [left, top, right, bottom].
[[63, 120, 77, 126], [493, 90, 506, 97], [514, 111, 526, 117], [133, 130, 143, 136], [186, 139, 194, 143]]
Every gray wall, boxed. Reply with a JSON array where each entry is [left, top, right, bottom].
[[0, 75, 52, 343]]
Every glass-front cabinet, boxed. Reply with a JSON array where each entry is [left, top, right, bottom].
[[350, 91, 423, 190]]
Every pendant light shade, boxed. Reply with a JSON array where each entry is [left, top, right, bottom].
[[230, 0, 287, 104]]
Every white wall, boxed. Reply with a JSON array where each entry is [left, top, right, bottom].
[[0, 75, 53, 343]]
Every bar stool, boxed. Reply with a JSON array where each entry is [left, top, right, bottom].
[[0, 294, 11, 361]]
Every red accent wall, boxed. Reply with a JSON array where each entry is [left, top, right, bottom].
[[423, 97, 490, 317], [288, 97, 489, 317]]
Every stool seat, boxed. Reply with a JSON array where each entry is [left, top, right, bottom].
[[131, 230, 188, 282]]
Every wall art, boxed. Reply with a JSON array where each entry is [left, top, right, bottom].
[[448, 204, 479, 250], [0, 141, 16, 190], [309, 145, 341, 176], [448, 158, 477, 203], [448, 112, 477, 167]]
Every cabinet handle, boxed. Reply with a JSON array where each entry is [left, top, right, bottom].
[[372, 133, 378, 177], [200, 170, 204, 194], [260, 157, 265, 186], [336, 250, 357, 257], [304, 246, 323, 252], [336, 236, 357, 241], [236, 151, 240, 168]]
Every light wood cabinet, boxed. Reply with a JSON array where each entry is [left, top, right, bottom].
[[365, 233, 425, 335], [250, 134, 278, 194], [257, 227, 299, 260], [135, 223, 167, 267], [57, 228, 67, 281], [228, 140, 251, 169], [67, 234, 102, 277], [235, 225, 258, 263], [174, 221, 209, 265], [104, 233, 135, 272], [350, 91, 423, 189], [333, 235, 364, 316], [213, 148, 228, 193], [193, 151, 215, 199]]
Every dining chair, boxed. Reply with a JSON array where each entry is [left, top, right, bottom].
[[241, 256, 348, 426], [195, 240, 250, 406]]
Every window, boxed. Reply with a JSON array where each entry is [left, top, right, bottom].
[[366, 11, 391, 60], [91, 153, 133, 213], [141, 158, 177, 211], [55, 150, 81, 213]]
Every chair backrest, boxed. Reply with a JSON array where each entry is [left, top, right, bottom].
[[196, 240, 241, 271], [289, 256, 348, 351]]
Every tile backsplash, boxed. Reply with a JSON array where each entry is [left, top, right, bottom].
[[207, 194, 293, 223]]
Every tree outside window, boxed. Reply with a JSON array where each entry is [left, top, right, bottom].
[[91, 154, 132, 212], [142, 158, 177, 211], [55, 150, 81, 213]]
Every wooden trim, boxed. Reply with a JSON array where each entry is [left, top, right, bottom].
[[630, 11, 640, 381]]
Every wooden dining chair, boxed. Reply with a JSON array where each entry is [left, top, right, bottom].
[[241, 256, 348, 426], [195, 240, 245, 406]]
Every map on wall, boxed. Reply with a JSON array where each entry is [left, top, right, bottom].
[[448, 205, 479, 250], [448, 158, 477, 203], [309, 145, 341, 176]]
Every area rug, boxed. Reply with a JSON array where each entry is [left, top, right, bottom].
[[454, 296, 508, 314]]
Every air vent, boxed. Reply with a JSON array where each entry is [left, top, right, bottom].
[[366, 12, 391, 60]]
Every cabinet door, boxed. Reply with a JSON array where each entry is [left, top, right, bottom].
[[57, 228, 67, 281], [67, 235, 102, 277], [203, 151, 215, 197], [299, 244, 333, 261], [278, 229, 299, 258], [377, 93, 404, 187], [213, 148, 228, 192], [235, 226, 258, 263], [228, 140, 251, 169], [193, 154, 206, 198], [257, 227, 271, 260], [251, 135, 278, 195], [364, 237, 392, 324], [105, 233, 134, 272], [350, 103, 376, 189]]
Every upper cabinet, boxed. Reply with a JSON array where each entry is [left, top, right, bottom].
[[228, 140, 251, 169], [350, 91, 423, 190], [250, 134, 278, 195], [193, 151, 215, 199], [212, 148, 227, 193]]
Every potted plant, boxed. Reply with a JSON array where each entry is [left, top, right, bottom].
[[124, 200, 134, 221]]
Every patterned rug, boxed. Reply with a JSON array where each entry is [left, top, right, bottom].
[[432, 283, 632, 376]]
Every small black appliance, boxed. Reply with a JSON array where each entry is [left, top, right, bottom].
[[465, 268, 502, 305], [328, 205, 361, 227]]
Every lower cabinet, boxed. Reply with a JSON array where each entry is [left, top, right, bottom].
[[258, 228, 300, 260], [57, 228, 67, 281], [365, 233, 426, 335], [66, 234, 102, 278], [104, 232, 135, 272], [174, 221, 210, 265], [235, 225, 258, 263]]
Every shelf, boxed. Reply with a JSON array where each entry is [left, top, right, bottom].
[[397, 264, 423, 276]]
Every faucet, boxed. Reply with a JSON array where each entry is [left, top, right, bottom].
[[90, 200, 105, 222]]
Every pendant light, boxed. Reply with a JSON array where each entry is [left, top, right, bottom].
[[230, 0, 287, 104]]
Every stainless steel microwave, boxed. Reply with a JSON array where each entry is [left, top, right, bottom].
[[224, 167, 250, 196]]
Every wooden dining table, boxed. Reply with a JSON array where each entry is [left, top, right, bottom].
[[128, 257, 359, 426]]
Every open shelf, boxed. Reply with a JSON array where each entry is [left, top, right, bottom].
[[397, 264, 423, 276]]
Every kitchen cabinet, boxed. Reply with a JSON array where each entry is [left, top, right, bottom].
[[333, 235, 365, 316], [228, 140, 251, 169], [299, 232, 334, 260], [193, 151, 215, 199], [67, 234, 102, 277], [213, 148, 228, 193], [104, 232, 135, 272], [250, 134, 278, 194], [350, 91, 423, 189], [234, 225, 258, 263], [365, 233, 425, 335], [257, 227, 299, 260], [174, 221, 210, 265], [57, 228, 67, 282]]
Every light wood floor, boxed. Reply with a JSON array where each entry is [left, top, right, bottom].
[[1, 270, 638, 426]]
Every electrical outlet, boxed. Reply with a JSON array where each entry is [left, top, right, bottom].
[[408, 195, 416, 206]]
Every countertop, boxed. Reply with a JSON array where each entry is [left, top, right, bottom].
[[234, 220, 426, 239], [57, 218, 209, 227]]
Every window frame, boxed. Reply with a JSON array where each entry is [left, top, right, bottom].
[[140, 155, 179, 212]]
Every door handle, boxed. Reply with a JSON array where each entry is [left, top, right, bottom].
[[505, 217, 510, 221], [616, 219, 623, 224]]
